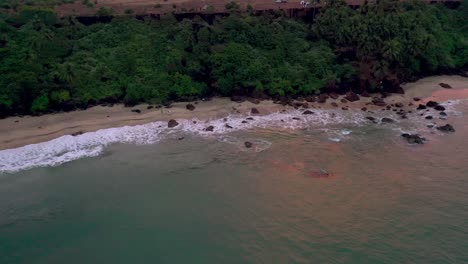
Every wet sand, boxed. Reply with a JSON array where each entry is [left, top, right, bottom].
[[1, 75, 467, 150]]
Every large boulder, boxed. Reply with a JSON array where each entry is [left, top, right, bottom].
[[381, 117, 395, 123], [345, 92, 360, 102], [168, 119, 179, 128], [426, 101, 439, 108], [186, 104, 195, 111]]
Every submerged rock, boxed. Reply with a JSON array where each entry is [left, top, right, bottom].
[[186, 104, 195, 111], [395, 102, 404, 108], [131, 109, 141, 114], [168, 119, 179, 128], [244, 141, 253, 148], [436, 124, 455, 133], [71, 131, 84, 136], [365, 116, 376, 122], [251, 108, 260, 114], [401, 133, 426, 144], [225, 124, 233, 129], [413, 97, 421, 101], [425, 116, 433, 120], [302, 110, 314, 115], [331, 102, 338, 107], [204, 126, 214, 132], [147, 105, 154, 110]]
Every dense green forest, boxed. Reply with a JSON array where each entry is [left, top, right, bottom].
[[0, 0, 467, 116]]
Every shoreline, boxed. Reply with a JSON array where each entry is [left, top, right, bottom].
[[1, 75, 468, 151]]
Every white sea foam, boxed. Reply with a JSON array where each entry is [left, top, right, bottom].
[[0, 99, 466, 174]]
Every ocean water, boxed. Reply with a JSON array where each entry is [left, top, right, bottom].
[[1, 100, 468, 263]]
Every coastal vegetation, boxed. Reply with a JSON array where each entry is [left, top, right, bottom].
[[0, 0, 467, 116]]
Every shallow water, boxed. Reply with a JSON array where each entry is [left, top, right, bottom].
[[1, 100, 468, 263]]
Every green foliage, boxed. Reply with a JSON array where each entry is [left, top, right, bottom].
[[31, 95, 49, 113], [0, 1, 466, 116], [96, 7, 113, 16]]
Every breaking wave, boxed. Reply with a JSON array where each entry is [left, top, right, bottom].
[[0, 99, 465, 173]]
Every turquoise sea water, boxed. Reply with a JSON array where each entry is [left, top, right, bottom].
[[1, 101, 468, 263]]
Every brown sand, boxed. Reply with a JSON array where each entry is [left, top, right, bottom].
[[1, 75, 467, 150]]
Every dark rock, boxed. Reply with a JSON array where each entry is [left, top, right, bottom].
[[292, 117, 301, 120], [204, 126, 214, 132], [401, 133, 426, 144], [439, 83, 452, 89], [244, 141, 253, 148], [178, 137, 184, 140], [331, 102, 338, 107], [303, 110, 314, 115], [230, 96, 245, 103], [225, 124, 233, 129], [426, 101, 439, 108], [342, 106, 349, 110], [361, 107, 367, 111], [381, 117, 395, 123], [365, 116, 376, 122], [345, 92, 360, 102], [71, 131, 84, 136], [147, 105, 154, 110], [417, 104, 427, 110], [305, 96, 316, 103], [329, 93, 339, 100], [408, 102, 414, 106], [425, 116, 433, 120], [413, 97, 421, 101], [340, 98, 348, 103], [434, 105, 445, 111], [395, 102, 404, 108], [372, 98, 387, 106], [124, 102, 137, 107], [168, 119, 179, 128], [251, 108, 260, 114], [246, 117, 254, 120], [440, 112, 447, 116], [131, 109, 141, 114], [186, 104, 195, 111], [436, 124, 455, 133], [318, 94, 328, 103], [242, 121, 248, 123], [361, 91, 371, 97]]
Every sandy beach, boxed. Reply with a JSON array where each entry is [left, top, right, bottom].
[[1, 75, 467, 151]]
